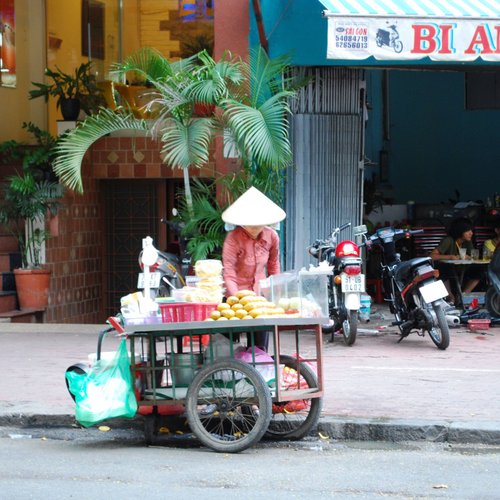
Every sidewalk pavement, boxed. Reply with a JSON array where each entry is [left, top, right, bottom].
[[1, 307, 500, 445]]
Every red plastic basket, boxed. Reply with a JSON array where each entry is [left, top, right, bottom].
[[467, 319, 491, 332], [159, 302, 218, 323], [159, 302, 218, 347]]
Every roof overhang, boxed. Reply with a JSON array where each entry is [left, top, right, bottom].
[[318, 0, 500, 62]]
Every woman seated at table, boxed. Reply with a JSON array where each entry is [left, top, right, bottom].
[[483, 218, 500, 257], [430, 217, 481, 303]]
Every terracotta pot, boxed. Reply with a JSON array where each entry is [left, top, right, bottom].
[[14, 268, 51, 309]]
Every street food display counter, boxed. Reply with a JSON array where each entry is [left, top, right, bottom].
[[120, 316, 324, 453]]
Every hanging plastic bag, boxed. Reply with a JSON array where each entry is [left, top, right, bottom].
[[235, 346, 275, 383], [66, 338, 138, 428]]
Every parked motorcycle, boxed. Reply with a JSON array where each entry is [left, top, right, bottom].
[[308, 222, 366, 346], [138, 244, 184, 298], [485, 245, 500, 317], [137, 210, 193, 298], [364, 226, 450, 350], [376, 24, 403, 53]]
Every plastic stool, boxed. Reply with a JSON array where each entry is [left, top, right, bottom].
[[366, 278, 384, 304], [183, 334, 210, 348]]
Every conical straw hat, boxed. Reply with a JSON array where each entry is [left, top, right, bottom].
[[221, 187, 286, 226]]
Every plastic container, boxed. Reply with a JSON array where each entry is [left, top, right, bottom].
[[159, 302, 217, 347], [159, 302, 217, 323], [359, 294, 371, 321], [259, 270, 329, 318], [467, 319, 491, 332], [462, 292, 485, 307]]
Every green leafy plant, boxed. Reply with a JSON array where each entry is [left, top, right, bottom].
[[29, 62, 105, 115], [52, 46, 303, 260], [0, 172, 63, 268], [0, 122, 59, 181]]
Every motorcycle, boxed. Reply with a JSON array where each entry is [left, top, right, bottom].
[[376, 24, 403, 53], [138, 213, 188, 298], [138, 244, 184, 298], [364, 226, 450, 350], [485, 245, 500, 317], [308, 222, 366, 346]]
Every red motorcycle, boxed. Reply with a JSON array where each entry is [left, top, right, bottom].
[[308, 223, 366, 345]]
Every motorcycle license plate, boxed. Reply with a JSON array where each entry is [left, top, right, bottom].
[[341, 274, 365, 293], [137, 272, 162, 289], [419, 280, 448, 303]]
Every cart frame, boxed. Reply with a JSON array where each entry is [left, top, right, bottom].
[[118, 317, 324, 452]]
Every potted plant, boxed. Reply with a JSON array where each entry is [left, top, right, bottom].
[[0, 166, 63, 309], [28, 62, 105, 120]]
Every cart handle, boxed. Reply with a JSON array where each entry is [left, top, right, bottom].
[[96, 317, 126, 361]]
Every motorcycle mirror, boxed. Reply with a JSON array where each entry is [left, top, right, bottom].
[[353, 224, 367, 236]]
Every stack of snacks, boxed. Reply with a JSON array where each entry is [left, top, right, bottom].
[[191, 259, 224, 304]]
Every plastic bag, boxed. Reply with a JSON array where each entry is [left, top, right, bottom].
[[235, 346, 275, 383], [66, 338, 138, 428]]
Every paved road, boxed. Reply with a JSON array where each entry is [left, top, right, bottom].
[[2, 430, 500, 499]]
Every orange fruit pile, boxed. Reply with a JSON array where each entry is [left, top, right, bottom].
[[205, 290, 288, 321]]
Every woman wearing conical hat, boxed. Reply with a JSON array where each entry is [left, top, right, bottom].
[[221, 187, 286, 350]]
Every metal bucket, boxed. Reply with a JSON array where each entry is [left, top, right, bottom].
[[169, 353, 203, 386]]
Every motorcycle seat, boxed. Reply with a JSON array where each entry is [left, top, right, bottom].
[[394, 257, 432, 283]]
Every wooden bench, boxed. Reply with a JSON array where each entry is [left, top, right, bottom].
[[412, 226, 447, 257]]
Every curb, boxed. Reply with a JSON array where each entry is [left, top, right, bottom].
[[318, 416, 500, 445], [2, 413, 500, 445]]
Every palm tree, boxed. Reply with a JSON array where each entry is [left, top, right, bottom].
[[52, 45, 297, 215]]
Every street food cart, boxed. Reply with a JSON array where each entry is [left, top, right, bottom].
[[108, 305, 324, 453]]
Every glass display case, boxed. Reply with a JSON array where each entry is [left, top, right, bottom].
[[258, 270, 329, 319]]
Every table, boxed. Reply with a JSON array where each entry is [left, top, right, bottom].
[[441, 259, 490, 308]]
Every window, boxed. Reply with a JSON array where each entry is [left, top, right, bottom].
[[82, 0, 105, 60]]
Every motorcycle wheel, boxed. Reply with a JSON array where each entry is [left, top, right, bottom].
[[376, 36, 383, 47], [393, 40, 403, 53], [485, 288, 500, 317], [428, 303, 450, 350], [342, 310, 358, 346]]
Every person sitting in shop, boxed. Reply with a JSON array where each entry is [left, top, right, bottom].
[[430, 217, 481, 304], [221, 186, 286, 351], [483, 219, 500, 257]]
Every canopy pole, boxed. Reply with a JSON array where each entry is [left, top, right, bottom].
[[252, 0, 268, 53]]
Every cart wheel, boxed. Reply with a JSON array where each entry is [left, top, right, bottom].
[[186, 359, 272, 453], [265, 355, 322, 441]]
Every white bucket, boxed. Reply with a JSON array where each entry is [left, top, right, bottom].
[[359, 294, 371, 321]]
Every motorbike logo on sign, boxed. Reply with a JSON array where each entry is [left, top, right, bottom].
[[376, 23, 403, 53]]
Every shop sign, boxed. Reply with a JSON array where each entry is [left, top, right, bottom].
[[327, 17, 500, 62]]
